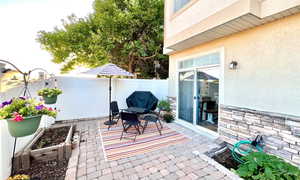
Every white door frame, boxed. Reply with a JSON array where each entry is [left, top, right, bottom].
[[175, 47, 225, 137]]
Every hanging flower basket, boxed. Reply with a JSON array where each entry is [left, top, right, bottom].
[[6, 115, 42, 137], [38, 88, 62, 105], [0, 97, 57, 138], [43, 95, 58, 104]]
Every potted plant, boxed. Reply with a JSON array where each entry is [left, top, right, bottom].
[[0, 97, 57, 137], [38, 88, 62, 104], [158, 100, 174, 123], [157, 100, 171, 112], [163, 113, 174, 123]]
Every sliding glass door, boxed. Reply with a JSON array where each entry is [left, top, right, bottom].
[[177, 51, 221, 133], [196, 67, 219, 132], [178, 71, 194, 124]]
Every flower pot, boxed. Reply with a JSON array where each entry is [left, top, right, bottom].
[[6, 116, 42, 137], [43, 95, 57, 104], [163, 113, 174, 123]]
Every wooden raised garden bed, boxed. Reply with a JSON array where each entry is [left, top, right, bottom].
[[14, 125, 74, 170]]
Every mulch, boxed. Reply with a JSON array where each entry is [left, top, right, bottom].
[[32, 126, 70, 150], [13, 126, 72, 179], [212, 148, 241, 170], [14, 160, 68, 180]]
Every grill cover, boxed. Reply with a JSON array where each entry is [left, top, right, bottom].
[[126, 91, 158, 112]]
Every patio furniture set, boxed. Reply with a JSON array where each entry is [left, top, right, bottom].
[[108, 91, 164, 141]]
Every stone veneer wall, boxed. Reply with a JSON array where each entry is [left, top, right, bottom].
[[219, 105, 300, 166]]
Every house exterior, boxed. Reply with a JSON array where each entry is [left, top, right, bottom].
[[164, 0, 300, 166]]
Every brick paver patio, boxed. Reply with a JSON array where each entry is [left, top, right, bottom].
[[71, 119, 234, 180]]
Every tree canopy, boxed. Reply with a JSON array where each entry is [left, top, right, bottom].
[[37, 0, 168, 78]]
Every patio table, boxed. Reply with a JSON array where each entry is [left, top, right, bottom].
[[123, 107, 149, 114]]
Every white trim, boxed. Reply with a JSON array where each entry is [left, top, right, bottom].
[[178, 64, 220, 73], [175, 68, 179, 120], [177, 48, 223, 63], [193, 69, 197, 126], [163, 47, 175, 54], [219, 47, 225, 105], [177, 48, 222, 71], [175, 119, 219, 139], [199, 154, 244, 180], [175, 47, 225, 136]]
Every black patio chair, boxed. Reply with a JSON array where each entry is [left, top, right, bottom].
[[120, 112, 142, 141], [204, 101, 218, 123], [110, 101, 120, 124], [142, 110, 163, 135]]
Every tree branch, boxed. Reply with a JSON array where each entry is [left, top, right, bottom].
[[140, 51, 158, 60]]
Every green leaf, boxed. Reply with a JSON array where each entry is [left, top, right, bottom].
[[236, 152, 300, 180], [37, 0, 168, 79], [248, 162, 257, 172], [265, 167, 275, 179]]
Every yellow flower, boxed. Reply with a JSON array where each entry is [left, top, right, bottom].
[[7, 174, 30, 180]]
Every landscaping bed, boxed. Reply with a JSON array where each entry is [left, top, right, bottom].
[[205, 142, 300, 180], [11, 124, 81, 180], [32, 126, 70, 149], [212, 148, 240, 170], [14, 159, 68, 180], [13, 125, 75, 172]]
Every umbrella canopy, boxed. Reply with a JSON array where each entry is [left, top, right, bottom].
[[84, 63, 134, 77], [84, 63, 133, 129]]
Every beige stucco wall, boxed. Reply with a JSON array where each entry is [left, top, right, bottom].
[[164, 0, 300, 51], [260, 0, 300, 17], [165, 0, 239, 38], [169, 13, 300, 116]]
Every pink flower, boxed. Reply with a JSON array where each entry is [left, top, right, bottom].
[[48, 107, 54, 111], [13, 112, 24, 122]]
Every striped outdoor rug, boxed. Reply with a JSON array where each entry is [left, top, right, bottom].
[[99, 120, 189, 161]]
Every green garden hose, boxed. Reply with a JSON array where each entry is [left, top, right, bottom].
[[231, 140, 264, 164]]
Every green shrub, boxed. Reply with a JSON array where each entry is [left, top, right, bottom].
[[163, 113, 174, 123], [38, 88, 62, 97], [157, 100, 171, 112], [235, 152, 300, 180]]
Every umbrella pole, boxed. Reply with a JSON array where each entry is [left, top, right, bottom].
[[109, 76, 111, 122], [104, 76, 116, 129]]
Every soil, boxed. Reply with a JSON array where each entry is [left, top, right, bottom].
[[212, 148, 241, 170], [14, 159, 68, 180], [32, 126, 70, 150], [12, 126, 73, 179]]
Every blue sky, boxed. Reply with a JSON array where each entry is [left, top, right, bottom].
[[0, 0, 94, 74]]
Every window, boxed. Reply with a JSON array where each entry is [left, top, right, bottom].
[[179, 52, 220, 69], [174, 0, 191, 12]]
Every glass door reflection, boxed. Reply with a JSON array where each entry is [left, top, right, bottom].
[[178, 71, 194, 124], [196, 67, 219, 132]]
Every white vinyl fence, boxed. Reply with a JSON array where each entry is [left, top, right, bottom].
[[0, 76, 168, 179]]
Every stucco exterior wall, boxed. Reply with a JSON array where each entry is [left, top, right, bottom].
[[260, 0, 300, 17], [165, 0, 239, 38], [168, 13, 300, 116]]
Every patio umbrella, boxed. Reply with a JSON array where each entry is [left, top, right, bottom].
[[84, 63, 134, 127]]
